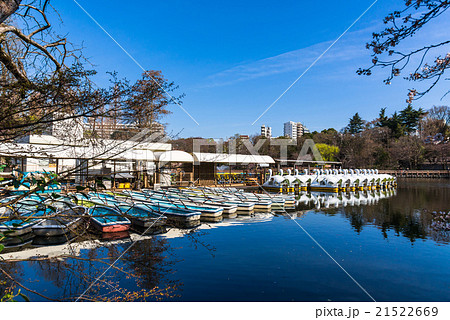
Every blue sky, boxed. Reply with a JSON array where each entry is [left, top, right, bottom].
[[51, 1, 450, 138]]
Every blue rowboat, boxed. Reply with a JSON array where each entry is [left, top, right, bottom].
[[150, 198, 222, 218], [88, 205, 131, 233], [169, 189, 256, 213], [118, 204, 167, 229], [121, 195, 201, 228], [89, 197, 166, 229], [135, 202, 202, 227], [0, 196, 18, 214], [126, 192, 223, 218], [0, 199, 49, 236], [32, 200, 86, 237], [23, 194, 48, 202], [136, 190, 239, 215], [88, 192, 116, 200], [7, 171, 61, 195]]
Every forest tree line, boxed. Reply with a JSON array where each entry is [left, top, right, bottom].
[[171, 105, 449, 170]]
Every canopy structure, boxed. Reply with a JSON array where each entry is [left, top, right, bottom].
[[192, 152, 275, 165], [192, 153, 230, 163], [109, 148, 155, 162], [0, 143, 70, 159], [0, 143, 156, 161], [155, 150, 194, 164]]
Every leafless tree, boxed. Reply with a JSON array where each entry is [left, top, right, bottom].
[[0, 0, 109, 142], [0, 2, 181, 144], [0, 1, 185, 302]]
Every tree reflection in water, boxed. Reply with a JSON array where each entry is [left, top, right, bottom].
[[296, 179, 449, 244], [0, 261, 25, 301], [1, 232, 185, 301], [119, 237, 182, 296], [1, 179, 448, 301]]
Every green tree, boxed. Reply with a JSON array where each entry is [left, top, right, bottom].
[[399, 104, 426, 134], [346, 113, 364, 134], [387, 112, 405, 139], [321, 128, 338, 135], [376, 108, 389, 128]]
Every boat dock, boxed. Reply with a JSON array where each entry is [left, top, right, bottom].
[[379, 170, 449, 179]]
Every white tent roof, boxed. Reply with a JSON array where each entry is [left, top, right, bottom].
[[155, 150, 194, 163], [0, 143, 68, 159], [192, 152, 275, 164], [192, 153, 230, 163], [15, 134, 67, 146], [109, 149, 155, 161], [0, 141, 274, 165], [14, 135, 172, 151], [0, 143, 155, 161]]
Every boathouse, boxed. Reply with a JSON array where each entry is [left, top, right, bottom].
[[0, 135, 277, 189]]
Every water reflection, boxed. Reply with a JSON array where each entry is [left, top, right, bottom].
[[0, 211, 278, 301], [0, 234, 183, 301], [296, 189, 397, 210], [293, 179, 449, 245], [0, 179, 448, 301], [430, 211, 450, 243]]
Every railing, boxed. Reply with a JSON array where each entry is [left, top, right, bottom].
[[379, 170, 449, 178]]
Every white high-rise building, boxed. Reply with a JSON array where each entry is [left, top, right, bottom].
[[261, 124, 272, 138], [284, 121, 297, 139], [284, 121, 308, 140]]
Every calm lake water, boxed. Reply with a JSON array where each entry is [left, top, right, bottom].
[[1, 179, 449, 302]]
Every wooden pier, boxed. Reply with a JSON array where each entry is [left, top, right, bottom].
[[379, 170, 449, 179]]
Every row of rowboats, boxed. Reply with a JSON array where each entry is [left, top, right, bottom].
[[0, 187, 297, 249]]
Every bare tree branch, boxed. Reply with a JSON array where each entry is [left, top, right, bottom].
[[358, 0, 450, 102]]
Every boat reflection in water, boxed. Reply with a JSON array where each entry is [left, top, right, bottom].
[[0, 179, 449, 302], [32, 233, 77, 247], [296, 189, 397, 211], [100, 230, 131, 241]]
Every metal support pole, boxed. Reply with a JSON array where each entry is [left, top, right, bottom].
[[113, 160, 116, 190]]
